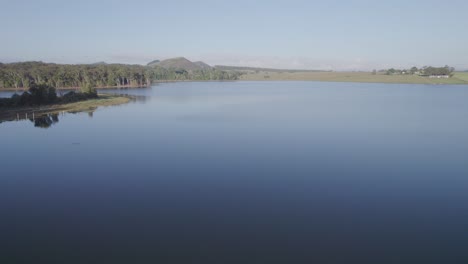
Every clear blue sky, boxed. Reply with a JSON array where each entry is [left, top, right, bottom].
[[2, 0, 468, 70]]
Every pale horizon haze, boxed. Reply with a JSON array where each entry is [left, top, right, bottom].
[[1, 0, 468, 71]]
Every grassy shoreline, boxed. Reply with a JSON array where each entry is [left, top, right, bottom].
[[0, 94, 131, 123], [240, 71, 468, 85], [1, 73, 467, 92]]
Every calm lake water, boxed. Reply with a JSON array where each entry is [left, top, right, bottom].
[[1, 81, 468, 263]]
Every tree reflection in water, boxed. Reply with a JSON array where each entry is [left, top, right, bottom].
[[29, 110, 94, 129], [29, 114, 60, 128]]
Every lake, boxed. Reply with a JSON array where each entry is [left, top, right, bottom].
[[1, 81, 468, 263]]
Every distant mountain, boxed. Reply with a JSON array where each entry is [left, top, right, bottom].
[[147, 59, 160, 66], [193, 61, 212, 70], [158, 57, 200, 71], [92, 61, 107, 65], [215, 65, 328, 73], [148, 57, 210, 71]]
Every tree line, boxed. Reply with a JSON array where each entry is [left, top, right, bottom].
[[0, 62, 241, 89], [384, 65, 455, 76], [0, 83, 97, 108]]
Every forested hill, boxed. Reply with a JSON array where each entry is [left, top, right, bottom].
[[0, 60, 241, 89], [194, 61, 212, 70], [148, 57, 211, 71]]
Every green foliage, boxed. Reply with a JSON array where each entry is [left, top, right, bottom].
[[0, 84, 97, 107], [0, 84, 58, 106], [422, 65, 454, 76], [61, 91, 97, 103], [386, 68, 397, 75], [0, 61, 240, 89], [28, 84, 57, 105], [80, 82, 97, 96], [410, 67, 419, 74], [384, 65, 455, 77]]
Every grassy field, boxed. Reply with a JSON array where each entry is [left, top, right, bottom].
[[0, 94, 131, 123], [240, 71, 468, 85], [453, 72, 468, 82]]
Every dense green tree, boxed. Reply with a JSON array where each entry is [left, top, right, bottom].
[[422, 66, 454, 76], [0, 62, 240, 89], [0, 84, 100, 107], [386, 68, 396, 75], [383, 65, 455, 77], [28, 84, 57, 105]]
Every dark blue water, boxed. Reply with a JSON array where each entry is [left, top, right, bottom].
[[1, 81, 468, 263]]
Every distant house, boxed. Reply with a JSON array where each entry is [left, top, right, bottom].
[[428, 75, 450, 79]]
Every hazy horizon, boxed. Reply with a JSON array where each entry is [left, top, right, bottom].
[[2, 0, 468, 71]]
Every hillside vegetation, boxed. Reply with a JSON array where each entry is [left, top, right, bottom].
[[2, 58, 466, 89], [149, 57, 210, 71], [194, 61, 212, 70], [146, 60, 160, 66], [0, 58, 240, 90]]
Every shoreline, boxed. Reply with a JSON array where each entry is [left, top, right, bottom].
[[239, 72, 468, 85], [0, 94, 132, 123], [0, 80, 239, 91], [0, 85, 150, 92], [235, 79, 468, 85], [1, 74, 468, 92]]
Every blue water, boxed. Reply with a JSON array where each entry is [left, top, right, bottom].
[[1, 81, 468, 263]]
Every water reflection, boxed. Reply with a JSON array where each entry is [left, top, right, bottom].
[[2, 83, 468, 263], [31, 113, 60, 128], [0, 109, 96, 129], [1, 90, 147, 128], [0, 93, 149, 129], [29, 110, 96, 129]]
